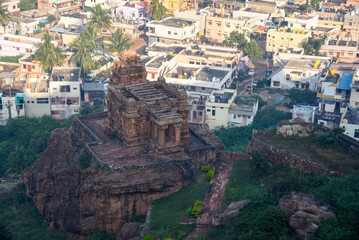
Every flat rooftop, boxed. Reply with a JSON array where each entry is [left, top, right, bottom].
[[212, 92, 234, 103], [344, 107, 359, 125], [286, 58, 330, 69], [147, 45, 185, 54], [51, 68, 80, 82], [150, 17, 195, 28], [61, 13, 86, 19], [181, 49, 236, 60], [147, 56, 171, 68], [170, 65, 230, 82], [197, 67, 229, 81]]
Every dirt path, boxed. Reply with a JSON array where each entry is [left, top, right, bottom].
[[186, 157, 235, 239]]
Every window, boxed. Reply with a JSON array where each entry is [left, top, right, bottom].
[[286, 74, 290, 80], [196, 62, 200, 65], [60, 85, 71, 92], [207, 109, 210, 112], [151, 73, 155, 79], [31, 101, 34, 103], [273, 81, 280, 86], [174, 32, 177, 35], [208, 21, 212, 25], [53, 88, 57, 90], [337, 89, 342, 94], [354, 129, 359, 138], [32, 65, 36, 69], [189, 61, 195, 64], [303, 73, 306, 77], [301, 24, 305, 28], [191, 86, 196, 91], [73, 87, 77, 90], [168, 31, 171, 35], [212, 110, 216, 116], [227, 64, 231, 68], [23, 64, 26, 69], [202, 87, 205, 90], [16, 47, 19, 51], [36, 98, 49, 104]]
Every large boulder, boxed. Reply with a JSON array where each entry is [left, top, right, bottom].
[[116, 222, 142, 240], [212, 199, 250, 226], [278, 192, 336, 239]]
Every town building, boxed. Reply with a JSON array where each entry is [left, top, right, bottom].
[[3, 9, 47, 35], [17, 54, 50, 82], [340, 106, 359, 140], [2, 0, 20, 14], [205, 89, 236, 130], [0, 62, 19, 86], [145, 42, 186, 57], [342, 10, 359, 38], [0, 34, 56, 56], [145, 55, 175, 81], [292, 105, 318, 123], [285, 13, 319, 30], [162, 0, 190, 15], [270, 56, 331, 91], [0, 90, 25, 125], [228, 95, 259, 127], [115, 1, 146, 22], [49, 67, 82, 119], [58, 13, 87, 26], [83, 81, 106, 105], [320, 36, 359, 63], [37, 0, 82, 15], [350, 68, 359, 108], [266, 28, 312, 53], [316, 11, 344, 35], [317, 72, 341, 113], [146, 17, 200, 44]]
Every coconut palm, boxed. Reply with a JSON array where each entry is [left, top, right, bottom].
[[148, 0, 167, 21], [106, 29, 133, 57], [87, 4, 112, 56], [0, 1, 10, 33], [70, 28, 97, 77], [35, 34, 66, 72]]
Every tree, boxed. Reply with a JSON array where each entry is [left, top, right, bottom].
[[244, 40, 263, 61], [105, 29, 133, 57], [6, 146, 30, 174], [35, 34, 66, 72], [302, 37, 324, 56], [87, 4, 112, 55], [70, 28, 97, 77], [200, 35, 209, 44], [148, 0, 167, 20], [47, 14, 56, 24], [0, 1, 10, 33], [223, 31, 247, 50], [19, 0, 37, 11]]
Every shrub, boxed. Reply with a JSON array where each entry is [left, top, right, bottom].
[[249, 151, 269, 176], [186, 207, 193, 217], [316, 133, 337, 148], [201, 166, 215, 172], [333, 127, 345, 134], [144, 235, 152, 240], [192, 201, 204, 217], [289, 88, 316, 104], [77, 154, 90, 169], [207, 170, 215, 181]]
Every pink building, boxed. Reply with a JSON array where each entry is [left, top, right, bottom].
[[320, 36, 359, 63]]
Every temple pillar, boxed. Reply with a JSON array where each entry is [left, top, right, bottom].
[[174, 124, 181, 145], [168, 125, 174, 138], [158, 128, 166, 147], [151, 122, 158, 139]]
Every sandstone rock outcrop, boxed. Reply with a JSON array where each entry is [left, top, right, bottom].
[[276, 124, 315, 137], [116, 222, 142, 240], [212, 199, 250, 226], [22, 52, 223, 236], [278, 192, 336, 239]]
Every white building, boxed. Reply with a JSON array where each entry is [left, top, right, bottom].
[[270, 56, 331, 91], [49, 67, 81, 119], [0, 91, 25, 125], [292, 105, 318, 123], [285, 13, 319, 30], [350, 68, 359, 108], [58, 13, 87, 26], [228, 96, 259, 127], [146, 17, 200, 45], [205, 89, 237, 130], [340, 107, 359, 140]]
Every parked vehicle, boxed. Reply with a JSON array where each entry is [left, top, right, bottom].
[[248, 69, 255, 76]]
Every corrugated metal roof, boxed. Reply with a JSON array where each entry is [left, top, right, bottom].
[[337, 72, 353, 91]]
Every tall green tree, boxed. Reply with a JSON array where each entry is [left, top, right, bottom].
[[223, 31, 248, 51], [302, 37, 324, 56], [35, 34, 66, 72], [0, 1, 10, 33], [70, 28, 97, 77], [106, 29, 133, 56], [244, 40, 263, 61], [19, 0, 37, 11], [88, 3, 112, 56], [148, 0, 167, 20], [6, 146, 29, 174]]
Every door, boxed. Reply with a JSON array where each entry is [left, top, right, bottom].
[[27, 65, 31, 72]]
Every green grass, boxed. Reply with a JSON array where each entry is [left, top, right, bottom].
[[0, 55, 23, 63], [259, 132, 359, 174], [148, 173, 210, 239], [0, 188, 67, 240]]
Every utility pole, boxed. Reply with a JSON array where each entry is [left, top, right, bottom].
[[251, 74, 253, 95], [7, 100, 12, 120]]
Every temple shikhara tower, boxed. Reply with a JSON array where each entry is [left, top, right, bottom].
[[106, 51, 190, 153]]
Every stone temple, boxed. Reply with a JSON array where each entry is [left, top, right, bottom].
[[22, 51, 224, 236], [106, 51, 189, 154]]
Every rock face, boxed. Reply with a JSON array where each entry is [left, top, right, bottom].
[[276, 124, 315, 137], [278, 192, 336, 239], [116, 222, 142, 240], [212, 200, 250, 226], [21, 52, 223, 236]]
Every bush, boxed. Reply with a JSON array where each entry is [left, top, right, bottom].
[[316, 133, 337, 148], [144, 235, 152, 240], [47, 15, 56, 24], [333, 127, 345, 134], [192, 201, 204, 217], [186, 207, 193, 217], [201, 166, 215, 172], [77, 154, 90, 169], [249, 151, 269, 176], [289, 88, 316, 104], [207, 170, 215, 181]]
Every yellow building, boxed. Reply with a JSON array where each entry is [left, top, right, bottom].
[[266, 28, 312, 53], [161, 0, 190, 15]]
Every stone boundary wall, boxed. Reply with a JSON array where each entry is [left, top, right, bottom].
[[219, 151, 250, 161], [337, 134, 359, 157], [246, 135, 333, 175]]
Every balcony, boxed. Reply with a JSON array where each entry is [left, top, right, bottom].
[[351, 81, 359, 88]]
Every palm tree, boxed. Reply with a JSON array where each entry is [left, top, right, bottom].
[[88, 4, 112, 55], [35, 33, 66, 72], [148, 0, 167, 21], [0, 1, 10, 33], [70, 28, 97, 78], [6, 146, 29, 174], [106, 29, 133, 57]]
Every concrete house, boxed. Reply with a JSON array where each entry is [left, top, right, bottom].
[[0, 89, 25, 125], [350, 68, 359, 108], [146, 17, 200, 44], [340, 106, 359, 140], [228, 95, 259, 127], [270, 56, 331, 91]]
